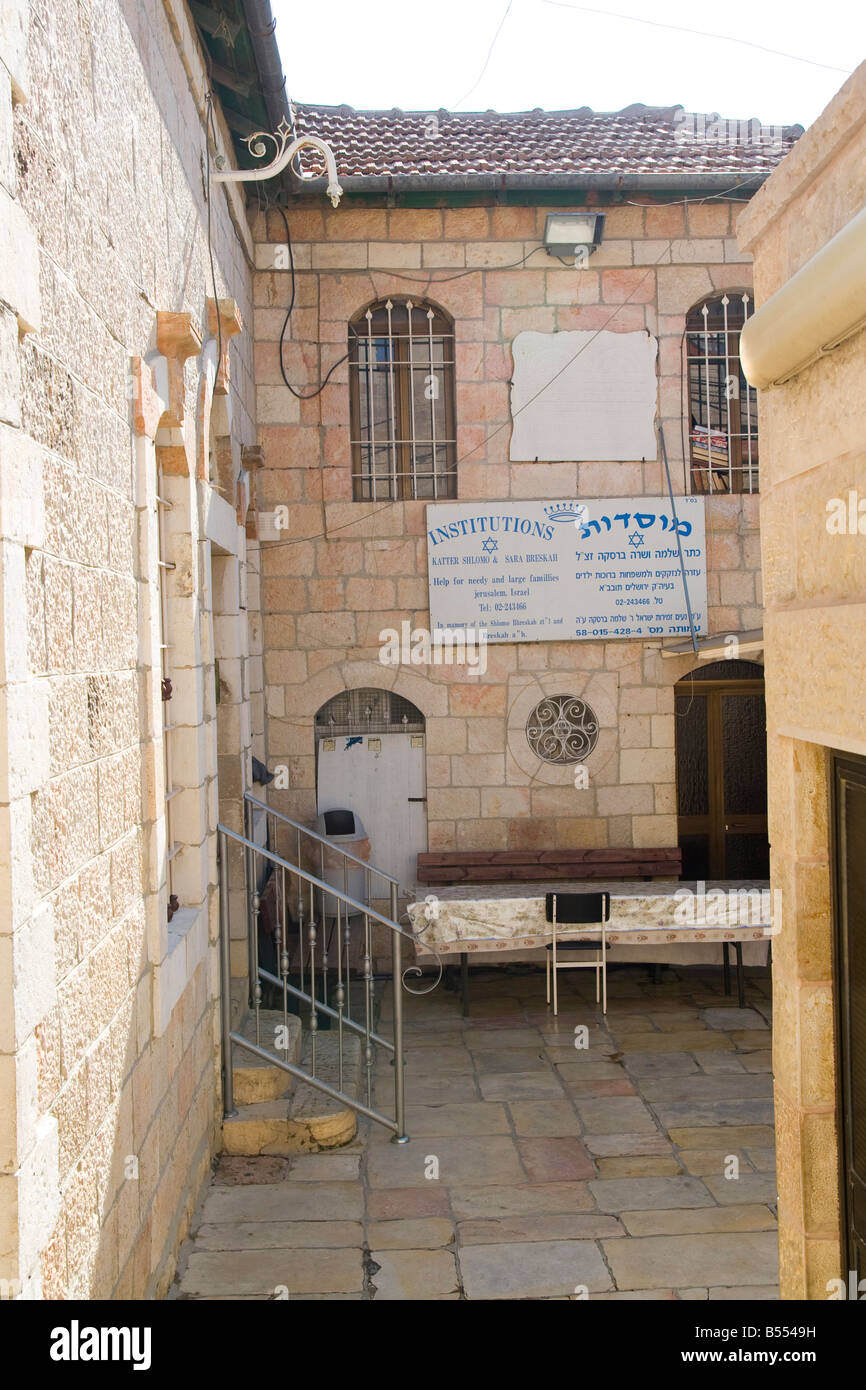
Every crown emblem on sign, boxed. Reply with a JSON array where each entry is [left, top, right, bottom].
[[543, 502, 588, 523]]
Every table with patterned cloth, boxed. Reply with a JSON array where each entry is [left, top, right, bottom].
[[406, 879, 774, 968]]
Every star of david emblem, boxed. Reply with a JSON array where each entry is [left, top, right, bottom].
[[481, 538, 498, 553], [628, 531, 645, 548]]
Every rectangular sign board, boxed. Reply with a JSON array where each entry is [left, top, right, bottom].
[[426, 497, 707, 644]]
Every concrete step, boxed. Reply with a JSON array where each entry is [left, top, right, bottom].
[[221, 1028, 362, 1155], [231, 1009, 302, 1105]]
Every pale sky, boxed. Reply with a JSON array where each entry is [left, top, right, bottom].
[[273, 0, 863, 130]]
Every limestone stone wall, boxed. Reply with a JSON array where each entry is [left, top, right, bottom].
[[737, 62, 866, 1300], [0, 0, 258, 1298], [251, 201, 763, 865]]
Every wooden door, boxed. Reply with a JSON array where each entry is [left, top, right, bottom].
[[832, 753, 866, 1282], [676, 669, 769, 880]]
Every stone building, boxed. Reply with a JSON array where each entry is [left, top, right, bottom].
[[0, 0, 266, 1299], [252, 104, 796, 940], [738, 59, 866, 1300], [0, 0, 815, 1304]]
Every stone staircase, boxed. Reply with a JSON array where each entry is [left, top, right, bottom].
[[222, 1008, 360, 1156]]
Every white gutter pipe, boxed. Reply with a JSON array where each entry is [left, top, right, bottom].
[[739, 203, 866, 389]]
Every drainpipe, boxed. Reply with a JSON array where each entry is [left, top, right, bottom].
[[740, 204, 866, 388]]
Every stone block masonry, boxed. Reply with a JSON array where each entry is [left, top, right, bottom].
[[252, 199, 762, 872], [0, 0, 258, 1299]]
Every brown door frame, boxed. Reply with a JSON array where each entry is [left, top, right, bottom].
[[830, 750, 866, 1282], [677, 676, 767, 878]]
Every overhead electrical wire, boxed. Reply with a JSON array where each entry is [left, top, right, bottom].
[[540, 0, 851, 74], [452, 0, 516, 109]]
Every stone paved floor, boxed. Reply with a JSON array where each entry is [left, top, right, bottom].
[[174, 963, 777, 1300]]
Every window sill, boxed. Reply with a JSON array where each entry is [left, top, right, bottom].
[[154, 903, 208, 1036]]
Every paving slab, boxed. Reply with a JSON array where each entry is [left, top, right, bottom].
[[370, 1248, 460, 1299], [459, 1239, 612, 1300], [193, 1220, 363, 1251], [589, 1176, 714, 1212], [214, 1156, 290, 1184], [366, 1186, 451, 1220], [449, 1182, 594, 1219], [643, 1013, 703, 1032], [456, 1213, 623, 1244], [709, 1284, 779, 1299], [200, 1182, 363, 1224], [596, 1156, 683, 1178], [471, 1049, 550, 1073], [603, 1232, 779, 1290], [703, 1173, 779, 1205], [678, 1149, 750, 1176], [740, 1051, 773, 1072], [397, 1075, 479, 1105], [366, 1134, 524, 1188], [400, 1102, 511, 1136], [694, 1053, 748, 1073], [517, 1137, 596, 1182], [399, 1047, 476, 1075], [620, 1204, 777, 1236], [366, 1219, 455, 1250], [573, 1097, 658, 1134], [478, 1070, 563, 1100], [668, 1125, 775, 1149], [616, 1031, 735, 1053], [464, 1029, 545, 1049], [555, 1060, 632, 1081], [594, 1289, 679, 1300], [745, 1147, 777, 1172], [179, 1247, 364, 1297], [653, 1099, 774, 1129], [621, 1052, 700, 1076], [571, 1072, 640, 1096], [583, 1132, 674, 1158], [638, 1074, 773, 1103], [507, 1099, 583, 1136], [288, 1154, 361, 1181], [700, 1008, 768, 1030]]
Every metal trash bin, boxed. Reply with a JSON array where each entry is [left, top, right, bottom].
[[313, 809, 371, 918]]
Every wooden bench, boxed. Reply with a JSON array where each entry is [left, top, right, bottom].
[[417, 846, 682, 886]]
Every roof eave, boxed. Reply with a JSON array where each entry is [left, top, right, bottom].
[[290, 169, 771, 198]]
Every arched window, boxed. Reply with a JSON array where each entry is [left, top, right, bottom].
[[349, 298, 456, 501], [314, 688, 425, 737], [686, 293, 758, 495]]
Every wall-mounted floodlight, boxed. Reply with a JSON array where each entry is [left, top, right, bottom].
[[212, 119, 344, 207], [543, 211, 606, 265]]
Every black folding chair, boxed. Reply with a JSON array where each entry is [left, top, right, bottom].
[[545, 891, 611, 1016]]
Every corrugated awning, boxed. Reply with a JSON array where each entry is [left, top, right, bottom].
[[660, 628, 764, 659]]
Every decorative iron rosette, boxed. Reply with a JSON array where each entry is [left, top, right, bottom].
[[525, 694, 599, 764]]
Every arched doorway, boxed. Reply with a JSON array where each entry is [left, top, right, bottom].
[[675, 660, 769, 879], [314, 688, 427, 891]]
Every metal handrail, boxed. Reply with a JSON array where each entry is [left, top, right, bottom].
[[217, 819, 408, 1143], [219, 822, 412, 940], [243, 791, 401, 887]]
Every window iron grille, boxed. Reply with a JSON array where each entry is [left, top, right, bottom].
[[526, 695, 600, 764], [349, 298, 456, 502], [686, 293, 758, 495], [315, 688, 425, 738]]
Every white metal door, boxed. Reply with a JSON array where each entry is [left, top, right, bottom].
[[316, 732, 427, 892]]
